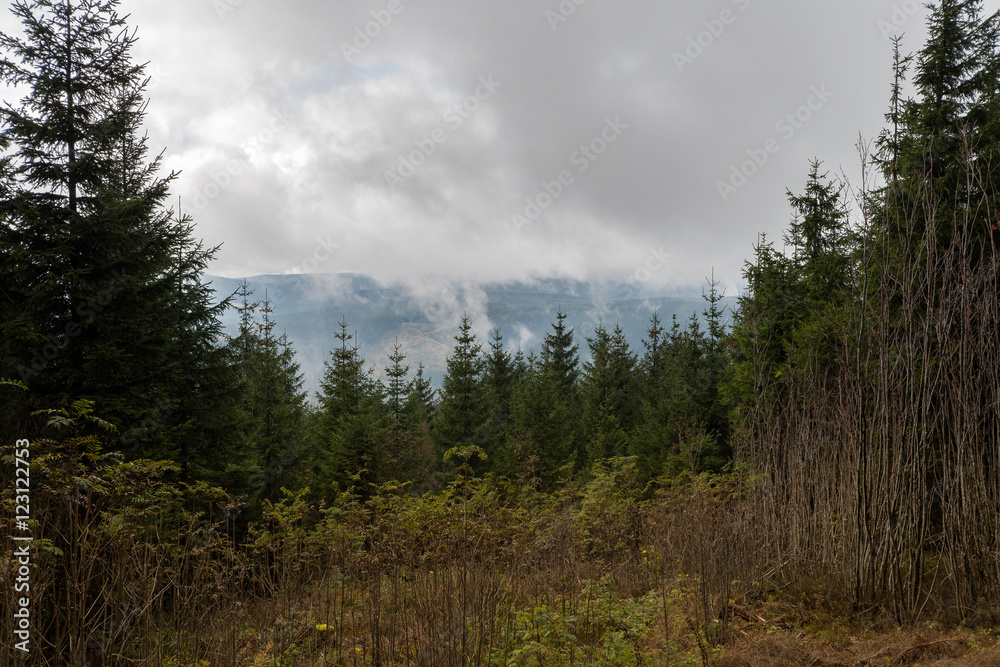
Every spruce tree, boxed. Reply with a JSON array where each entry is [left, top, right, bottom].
[[783, 161, 851, 304], [508, 355, 576, 483], [432, 315, 484, 463], [314, 319, 386, 495], [407, 362, 437, 424], [581, 323, 640, 466], [228, 282, 307, 498], [383, 338, 429, 482], [884, 1, 1000, 252], [480, 327, 516, 472], [633, 312, 671, 477], [0, 0, 240, 481], [541, 312, 580, 393]]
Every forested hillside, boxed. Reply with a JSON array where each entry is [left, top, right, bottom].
[[3, 0, 1000, 665]]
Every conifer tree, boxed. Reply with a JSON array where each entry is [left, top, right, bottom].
[[407, 362, 437, 424], [229, 282, 307, 498], [314, 319, 386, 495], [0, 0, 240, 481], [541, 312, 580, 393], [396, 361, 436, 485], [432, 315, 484, 463], [784, 161, 851, 304], [509, 355, 577, 482], [382, 338, 430, 482], [581, 323, 640, 466], [885, 0, 1000, 251], [633, 312, 671, 477], [480, 327, 516, 472]]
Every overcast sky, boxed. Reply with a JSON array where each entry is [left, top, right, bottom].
[[11, 1, 1000, 295]]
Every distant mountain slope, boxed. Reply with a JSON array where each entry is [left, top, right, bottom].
[[206, 273, 738, 397]]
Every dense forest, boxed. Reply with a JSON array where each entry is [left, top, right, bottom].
[[3, 0, 1000, 665]]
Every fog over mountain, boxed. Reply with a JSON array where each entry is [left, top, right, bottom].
[[208, 273, 736, 396]]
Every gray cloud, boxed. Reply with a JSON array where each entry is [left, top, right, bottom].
[[6, 0, 992, 293]]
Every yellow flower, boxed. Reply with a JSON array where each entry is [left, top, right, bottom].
[[316, 623, 328, 631]]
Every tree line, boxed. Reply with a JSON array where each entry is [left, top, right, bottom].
[[222, 278, 734, 506]]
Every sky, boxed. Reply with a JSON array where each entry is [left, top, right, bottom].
[[7, 0, 999, 296]]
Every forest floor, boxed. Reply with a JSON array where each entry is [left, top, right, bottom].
[[715, 609, 1000, 666], [223, 568, 1000, 666]]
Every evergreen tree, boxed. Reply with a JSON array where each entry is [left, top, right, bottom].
[[882, 1, 1000, 252], [480, 327, 516, 472], [581, 323, 640, 466], [407, 362, 437, 424], [0, 0, 239, 482], [728, 234, 801, 433], [228, 282, 307, 498], [783, 161, 851, 304], [384, 338, 409, 428], [509, 355, 578, 482], [541, 312, 580, 393], [381, 338, 431, 482], [432, 315, 484, 463], [633, 312, 672, 477], [396, 361, 435, 486], [313, 319, 386, 496]]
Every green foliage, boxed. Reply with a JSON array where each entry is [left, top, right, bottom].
[[433, 315, 484, 465], [229, 281, 307, 502], [577, 456, 642, 557], [729, 163, 851, 444], [0, 0, 242, 485], [494, 579, 662, 667], [508, 354, 578, 484], [312, 318, 387, 496], [0, 398, 240, 665]]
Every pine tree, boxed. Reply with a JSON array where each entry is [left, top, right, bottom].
[[432, 315, 484, 464], [382, 338, 426, 482], [0, 0, 240, 482], [228, 282, 307, 498], [783, 161, 851, 304], [407, 362, 437, 424], [541, 312, 580, 393], [313, 319, 386, 495], [633, 312, 671, 477], [728, 233, 801, 431], [581, 323, 640, 466], [480, 327, 516, 472], [509, 355, 577, 483], [885, 1, 1000, 251]]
